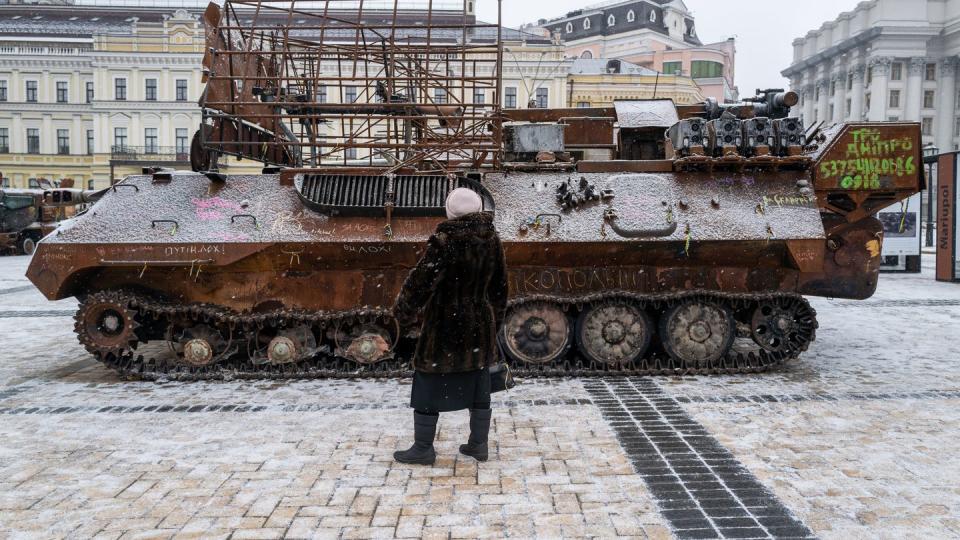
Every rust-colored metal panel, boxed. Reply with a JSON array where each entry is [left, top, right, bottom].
[[504, 108, 616, 123], [812, 123, 924, 221], [560, 117, 616, 148], [937, 153, 957, 281]]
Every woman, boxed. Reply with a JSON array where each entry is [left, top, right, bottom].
[[392, 188, 508, 466]]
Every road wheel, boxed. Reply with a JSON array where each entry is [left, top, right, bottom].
[[500, 302, 571, 365], [660, 299, 735, 368], [17, 235, 37, 256], [576, 300, 653, 366]]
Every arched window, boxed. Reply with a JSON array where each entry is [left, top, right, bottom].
[[565, 22, 573, 33], [583, 18, 591, 30], [627, 10, 636, 22], [649, 10, 657, 23], [581, 50, 593, 59], [607, 15, 616, 27]]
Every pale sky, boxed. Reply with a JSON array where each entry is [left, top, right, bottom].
[[479, 0, 865, 99]]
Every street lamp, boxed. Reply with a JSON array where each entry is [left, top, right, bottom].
[[923, 144, 939, 248]]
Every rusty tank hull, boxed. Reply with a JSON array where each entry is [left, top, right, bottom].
[[25, 0, 924, 379], [27, 127, 914, 380]]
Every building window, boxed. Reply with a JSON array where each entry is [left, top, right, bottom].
[[577, 101, 590, 108], [867, 68, 873, 85], [815, 86, 820, 101], [891, 62, 902, 81], [923, 90, 935, 109], [86, 82, 94, 103], [0, 80, 6, 102], [650, 10, 657, 22], [954, 117, 960, 137], [26, 128, 40, 154], [889, 90, 900, 108], [115, 78, 127, 101], [145, 79, 157, 101], [56, 81, 68, 103], [505, 87, 517, 109], [847, 73, 853, 91], [317, 85, 327, 104], [176, 128, 189, 156], [922, 117, 933, 136], [565, 22, 573, 34], [144, 128, 158, 154], [176, 79, 188, 101], [434, 88, 447, 104], [888, 116, 899, 122], [830, 81, 836, 96], [691, 61, 724, 79], [607, 15, 616, 27], [86, 130, 94, 155], [829, 104, 835, 119], [26, 81, 38, 103], [87, 179, 95, 190], [536, 88, 549, 109], [345, 86, 358, 103], [581, 50, 593, 59], [57, 129, 70, 155], [663, 61, 682, 75], [627, 10, 635, 22], [926, 63, 936, 81], [345, 148, 357, 160], [473, 88, 485, 104], [846, 98, 852, 117], [583, 18, 591, 30], [114, 127, 128, 150], [0, 128, 8, 153]]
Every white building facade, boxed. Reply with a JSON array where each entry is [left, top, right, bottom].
[[782, 0, 960, 152]]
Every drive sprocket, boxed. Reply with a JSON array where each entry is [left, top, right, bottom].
[[75, 291, 141, 360]]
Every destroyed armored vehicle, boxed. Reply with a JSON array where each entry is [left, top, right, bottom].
[[26, 1, 923, 379], [1, 178, 99, 255]]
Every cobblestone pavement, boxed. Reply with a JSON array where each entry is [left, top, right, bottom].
[[1, 255, 959, 539]]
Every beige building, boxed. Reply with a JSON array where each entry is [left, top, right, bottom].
[[0, 1, 701, 187], [0, 2, 576, 187], [566, 58, 703, 107], [0, 5, 219, 189]]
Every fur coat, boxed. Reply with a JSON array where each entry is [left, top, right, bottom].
[[393, 212, 508, 374]]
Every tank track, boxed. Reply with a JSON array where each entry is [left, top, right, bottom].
[[77, 290, 817, 381]]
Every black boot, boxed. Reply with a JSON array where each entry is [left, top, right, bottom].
[[394, 412, 438, 465], [459, 408, 492, 462]]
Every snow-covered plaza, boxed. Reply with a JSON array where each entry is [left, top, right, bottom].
[[2, 254, 960, 540]]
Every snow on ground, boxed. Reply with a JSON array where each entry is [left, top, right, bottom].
[[1, 253, 959, 539]]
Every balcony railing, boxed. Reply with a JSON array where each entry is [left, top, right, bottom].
[[111, 145, 190, 162]]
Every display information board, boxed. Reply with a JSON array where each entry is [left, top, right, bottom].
[[937, 153, 959, 282], [879, 193, 922, 265]]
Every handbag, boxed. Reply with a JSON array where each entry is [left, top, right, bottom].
[[490, 340, 516, 394], [490, 362, 516, 393]]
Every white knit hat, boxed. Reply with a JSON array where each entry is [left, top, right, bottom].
[[445, 188, 483, 219]]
